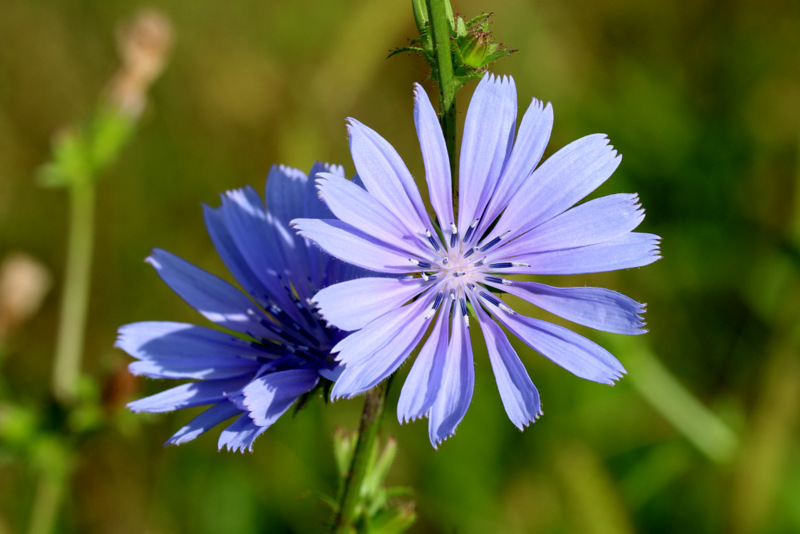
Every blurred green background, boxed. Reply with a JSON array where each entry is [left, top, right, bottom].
[[1, 0, 799, 532]]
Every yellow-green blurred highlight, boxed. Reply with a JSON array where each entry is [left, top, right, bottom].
[[1, 0, 799, 532]]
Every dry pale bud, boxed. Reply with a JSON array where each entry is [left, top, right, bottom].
[[107, 8, 174, 118], [0, 252, 52, 341]]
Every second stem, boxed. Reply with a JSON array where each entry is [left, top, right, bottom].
[[332, 380, 390, 533]]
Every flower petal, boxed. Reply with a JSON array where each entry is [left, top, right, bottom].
[[330, 291, 433, 364], [458, 74, 518, 234], [241, 369, 319, 427], [203, 204, 273, 309], [414, 83, 453, 234], [313, 277, 427, 331], [490, 281, 647, 335], [492, 193, 645, 259], [510, 232, 662, 275], [397, 301, 450, 423], [479, 98, 554, 234], [218, 413, 268, 452], [146, 249, 273, 338], [491, 308, 626, 384], [118, 321, 264, 379], [293, 218, 425, 274], [265, 165, 315, 296], [348, 118, 431, 234], [474, 303, 541, 429], [219, 187, 306, 326], [266, 164, 308, 230], [302, 162, 341, 291], [316, 172, 425, 254], [165, 402, 241, 446], [428, 310, 474, 448], [331, 296, 434, 398], [489, 134, 622, 243], [127, 376, 251, 413], [304, 162, 341, 219]]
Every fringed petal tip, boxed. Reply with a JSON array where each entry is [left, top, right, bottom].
[[345, 117, 365, 138], [526, 97, 552, 115], [512, 408, 545, 432], [308, 161, 345, 179], [635, 302, 649, 334], [430, 428, 457, 450], [398, 411, 428, 425], [288, 220, 311, 242], [329, 389, 362, 402], [218, 442, 254, 454], [605, 368, 627, 386], [126, 400, 150, 413]]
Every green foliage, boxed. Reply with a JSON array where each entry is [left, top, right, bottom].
[[37, 108, 135, 189], [331, 430, 416, 534], [391, 0, 513, 90]]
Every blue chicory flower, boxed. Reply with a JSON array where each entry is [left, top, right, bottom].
[[293, 75, 661, 447], [117, 163, 361, 452]]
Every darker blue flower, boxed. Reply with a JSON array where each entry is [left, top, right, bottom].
[[294, 75, 661, 447], [117, 163, 360, 452]]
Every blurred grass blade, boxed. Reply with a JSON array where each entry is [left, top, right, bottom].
[[605, 335, 738, 464]]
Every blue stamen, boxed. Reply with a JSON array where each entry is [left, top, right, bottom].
[[479, 291, 501, 307], [426, 230, 440, 251], [480, 236, 502, 252], [432, 291, 444, 310], [463, 219, 479, 242]]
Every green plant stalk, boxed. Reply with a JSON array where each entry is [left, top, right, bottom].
[[426, 0, 458, 186], [52, 182, 95, 401], [331, 381, 390, 533], [26, 463, 68, 534]]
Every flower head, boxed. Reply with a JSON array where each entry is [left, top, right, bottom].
[[117, 163, 361, 452], [293, 75, 661, 447]]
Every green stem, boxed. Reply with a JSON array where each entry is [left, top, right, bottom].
[[331, 380, 390, 533], [52, 182, 95, 402], [26, 466, 68, 534], [426, 0, 457, 186]]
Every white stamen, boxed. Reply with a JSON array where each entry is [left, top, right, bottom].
[[499, 303, 517, 315]]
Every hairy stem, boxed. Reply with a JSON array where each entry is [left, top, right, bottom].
[[426, 0, 457, 186]]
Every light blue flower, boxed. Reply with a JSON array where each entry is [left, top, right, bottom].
[[118, 163, 360, 452], [294, 75, 661, 447]]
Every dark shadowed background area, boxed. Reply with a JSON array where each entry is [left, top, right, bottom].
[[1, 0, 799, 532]]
